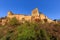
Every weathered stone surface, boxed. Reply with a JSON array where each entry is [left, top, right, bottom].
[[1, 8, 54, 25]]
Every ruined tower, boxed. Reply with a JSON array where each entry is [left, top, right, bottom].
[[7, 11, 14, 19], [31, 8, 40, 22], [7, 11, 13, 16], [32, 8, 39, 17]]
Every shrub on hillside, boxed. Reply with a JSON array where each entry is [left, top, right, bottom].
[[14, 22, 50, 40], [8, 17, 19, 26], [0, 21, 59, 40]]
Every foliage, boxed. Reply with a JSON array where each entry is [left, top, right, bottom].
[[8, 17, 19, 26], [16, 22, 36, 40], [0, 21, 59, 40], [40, 29, 50, 40]]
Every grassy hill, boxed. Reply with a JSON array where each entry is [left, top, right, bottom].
[[0, 17, 60, 40]]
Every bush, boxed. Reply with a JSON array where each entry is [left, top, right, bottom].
[[16, 22, 36, 40], [0, 21, 59, 40], [8, 17, 19, 26], [40, 29, 50, 40], [15, 22, 50, 40]]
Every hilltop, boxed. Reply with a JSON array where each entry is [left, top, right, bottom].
[[0, 8, 60, 40], [0, 18, 60, 40], [0, 8, 56, 25]]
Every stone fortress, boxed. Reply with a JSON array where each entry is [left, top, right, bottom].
[[0, 8, 54, 25]]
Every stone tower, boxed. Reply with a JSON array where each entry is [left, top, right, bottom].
[[7, 11, 13, 16], [32, 8, 39, 17], [31, 8, 40, 21]]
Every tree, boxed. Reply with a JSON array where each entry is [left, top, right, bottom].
[[8, 17, 19, 26]]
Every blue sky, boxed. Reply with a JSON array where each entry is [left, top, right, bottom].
[[0, 0, 60, 19]]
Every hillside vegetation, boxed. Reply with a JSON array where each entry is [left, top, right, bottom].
[[0, 17, 60, 40]]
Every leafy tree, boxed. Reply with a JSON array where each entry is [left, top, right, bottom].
[[8, 17, 19, 26]]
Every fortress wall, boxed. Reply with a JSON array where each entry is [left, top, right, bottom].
[[2, 19, 7, 25], [0, 8, 56, 25], [14, 15, 24, 21], [24, 16, 31, 21], [47, 18, 54, 23], [7, 15, 25, 21], [6, 8, 54, 24], [45, 16, 54, 23], [39, 14, 46, 20]]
